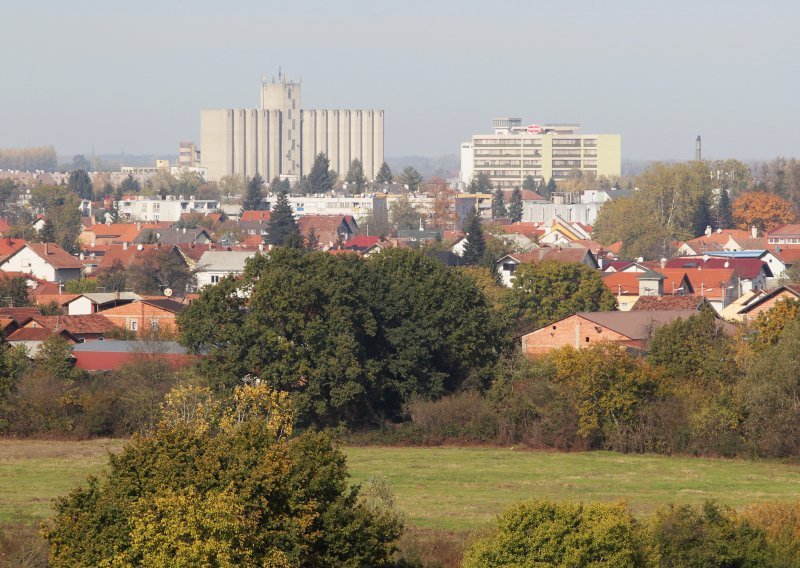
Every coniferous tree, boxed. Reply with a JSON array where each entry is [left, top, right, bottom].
[[40, 218, 56, 243], [375, 161, 393, 184], [542, 181, 558, 200], [468, 173, 492, 193], [461, 207, 486, 265], [68, 169, 93, 201], [306, 226, 319, 250], [346, 159, 367, 193], [716, 188, 733, 230], [307, 153, 336, 195], [693, 193, 713, 237], [399, 166, 423, 192], [491, 187, 507, 218], [508, 188, 523, 222], [522, 175, 538, 191], [269, 176, 291, 194], [266, 191, 301, 246], [120, 174, 141, 194], [242, 174, 265, 210]]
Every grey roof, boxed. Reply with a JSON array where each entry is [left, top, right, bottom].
[[72, 340, 187, 354], [80, 292, 141, 304], [196, 250, 257, 272], [576, 310, 731, 340], [134, 228, 211, 245]]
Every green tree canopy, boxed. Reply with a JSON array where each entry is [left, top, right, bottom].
[[0, 275, 31, 307], [505, 260, 617, 329], [119, 174, 141, 194], [375, 161, 393, 184], [389, 194, 420, 230], [265, 191, 301, 247], [178, 248, 506, 425], [241, 173, 265, 210], [522, 175, 538, 191], [43, 383, 403, 567], [399, 166, 423, 192], [463, 499, 648, 568], [716, 187, 734, 229], [468, 172, 492, 193]]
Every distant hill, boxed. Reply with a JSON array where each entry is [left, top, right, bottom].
[[386, 155, 460, 180]]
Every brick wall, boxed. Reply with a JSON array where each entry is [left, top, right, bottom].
[[521, 314, 633, 357], [99, 302, 178, 335]]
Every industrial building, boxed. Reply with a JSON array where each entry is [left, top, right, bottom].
[[460, 119, 621, 189], [200, 73, 384, 183]]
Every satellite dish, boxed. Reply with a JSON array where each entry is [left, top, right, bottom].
[[703, 254, 709, 262], [137, 244, 144, 251], [636, 257, 644, 263], [724, 261, 730, 268], [163, 288, 173, 297]]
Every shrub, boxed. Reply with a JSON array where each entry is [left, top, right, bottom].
[[462, 500, 648, 567], [409, 391, 498, 442]]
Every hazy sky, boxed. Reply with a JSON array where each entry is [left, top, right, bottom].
[[1, 0, 798, 161]]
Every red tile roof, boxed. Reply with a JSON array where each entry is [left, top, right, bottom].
[[24, 243, 84, 269], [240, 210, 272, 222], [666, 256, 769, 279], [0, 238, 27, 260], [767, 224, 800, 237], [631, 295, 708, 311], [343, 235, 381, 249], [28, 314, 117, 335]]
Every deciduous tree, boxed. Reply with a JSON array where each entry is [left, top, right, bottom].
[[733, 191, 795, 232]]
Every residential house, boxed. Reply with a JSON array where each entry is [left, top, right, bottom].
[[0, 243, 83, 283], [63, 292, 142, 315], [99, 298, 187, 335], [677, 227, 765, 255], [520, 310, 731, 357], [23, 314, 118, 342], [0, 238, 27, 263], [706, 250, 787, 279], [736, 285, 800, 322], [602, 269, 694, 311], [134, 227, 212, 246], [5, 327, 77, 356], [666, 256, 771, 294], [342, 235, 381, 252], [79, 223, 163, 247], [195, 250, 258, 289], [240, 210, 272, 222], [631, 295, 712, 311], [766, 224, 800, 246], [719, 289, 768, 322], [297, 215, 357, 248], [496, 247, 599, 287]]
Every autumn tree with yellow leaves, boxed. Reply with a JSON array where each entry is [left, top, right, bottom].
[[44, 381, 404, 567]]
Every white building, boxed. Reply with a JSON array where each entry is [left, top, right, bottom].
[[261, 194, 389, 225], [0, 243, 83, 283], [200, 73, 384, 182], [195, 250, 258, 289], [118, 195, 220, 222], [461, 119, 621, 189]]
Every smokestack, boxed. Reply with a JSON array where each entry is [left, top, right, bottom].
[[695, 135, 702, 161]]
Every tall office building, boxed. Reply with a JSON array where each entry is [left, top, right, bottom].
[[461, 119, 621, 189], [200, 74, 384, 183]]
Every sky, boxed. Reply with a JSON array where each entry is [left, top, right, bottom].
[[1, 0, 799, 162]]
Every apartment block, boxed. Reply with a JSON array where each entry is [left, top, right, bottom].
[[461, 118, 621, 189]]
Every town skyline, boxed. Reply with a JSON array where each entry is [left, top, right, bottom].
[[2, 0, 799, 162]]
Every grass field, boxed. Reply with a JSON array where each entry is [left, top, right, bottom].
[[4, 439, 800, 531]]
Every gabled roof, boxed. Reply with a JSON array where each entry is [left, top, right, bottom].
[[738, 285, 800, 315], [343, 235, 381, 250], [19, 243, 84, 269], [6, 327, 76, 342], [0, 238, 27, 261], [767, 224, 800, 237], [602, 270, 692, 296], [83, 223, 162, 243], [240, 210, 272, 222], [576, 310, 720, 341], [98, 244, 179, 270], [140, 298, 187, 314], [0, 307, 41, 324], [631, 295, 710, 311], [28, 314, 118, 335], [502, 189, 547, 202], [499, 247, 597, 268], [666, 256, 771, 279], [196, 250, 256, 273], [134, 227, 211, 245], [769, 246, 800, 265]]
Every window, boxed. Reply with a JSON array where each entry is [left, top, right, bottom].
[[151, 321, 158, 331], [130, 320, 138, 332], [211, 275, 220, 284], [502, 262, 517, 273], [585, 337, 590, 343]]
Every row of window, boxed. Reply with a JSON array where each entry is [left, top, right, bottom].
[[130, 320, 159, 332], [474, 149, 542, 157]]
